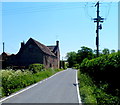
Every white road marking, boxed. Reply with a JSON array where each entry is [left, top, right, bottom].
[[0, 83, 38, 103], [76, 70, 82, 104], [0, 69, 67, 103]]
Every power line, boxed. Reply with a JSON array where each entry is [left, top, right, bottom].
[[2, 2, 103, 15], [2, 2, 114, 16], [2, 7, 85, 15], [2, 3, 86, 15], [84, 2, 93, 19], [104, 2, 112, 21]]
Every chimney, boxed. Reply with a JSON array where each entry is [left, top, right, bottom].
[[21, 41, 25, 49], [56, 41, 59, 47]]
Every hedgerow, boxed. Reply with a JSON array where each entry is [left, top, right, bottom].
[[28, 64, 45, 73], [78, 71, 119, 104], [80, 51, 120, 103]]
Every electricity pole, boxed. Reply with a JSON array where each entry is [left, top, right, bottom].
[[3, 42, 5, 53], [94, 1, 104, 57]]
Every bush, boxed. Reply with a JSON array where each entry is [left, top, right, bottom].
[[73, 64, 80, 69], [78, 71, 97, 103], [80, 51, 120, 102], [1, 68, 63, 98], [80, 52, 120, 88], [28, 64, 44, 73], [78, 71, 119, 104]]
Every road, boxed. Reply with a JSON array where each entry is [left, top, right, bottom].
[[1, 68, 81, 104]]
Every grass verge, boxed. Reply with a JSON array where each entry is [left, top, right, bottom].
[[78, 70, 119, 104], [0, 68, 63, 99]]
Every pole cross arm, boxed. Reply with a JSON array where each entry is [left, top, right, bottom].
[[94, 20, 104, 23], [93, 16, 104, 23]]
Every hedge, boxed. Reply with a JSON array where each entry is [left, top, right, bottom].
[[80, 51, 120, 96], [28, 64, 45, 73]]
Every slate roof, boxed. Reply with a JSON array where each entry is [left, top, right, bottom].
[[30, 38, 56, 57], [47, 46, 59, 54], [47, 46, 56, 52]]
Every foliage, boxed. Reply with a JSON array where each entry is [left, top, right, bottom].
[[66, 46, 95, 67], [28, 64, 44, 73], [80, 51, 120, 102], [102, 48, 110, 55], [66, 52, 77, 67], [0, 68, 63, 98], [65, 62, 69, 68], [66, 46, 116, 68], [111, 49, 116, 53], [78, 70, 97, 103], [78, 70, 119, 104], [76, 46, 95, 64], [60, 61, 67, 69], [73, 64, 80, 69]]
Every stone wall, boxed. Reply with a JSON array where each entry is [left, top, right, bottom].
[[43, 54, 58, 69]]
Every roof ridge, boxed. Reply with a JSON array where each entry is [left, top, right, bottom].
[[47, 45, 56, 47], [31, 38, 56, 56]]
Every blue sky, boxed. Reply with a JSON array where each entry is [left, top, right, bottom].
[[1, 2, 118, 59], [118, 1, 120, 49]]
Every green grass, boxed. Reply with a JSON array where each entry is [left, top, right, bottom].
[[0, 68, 63, 98], [78, 70, 97, 103], [78, 70, 119, 104]]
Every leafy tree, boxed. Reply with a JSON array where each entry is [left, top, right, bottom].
[[76, 46, 94, 64], [66, 52, 77, 67], [111, 49, 115, 53], [93, 49, 102, 57], [66, 46, 96, 67], [102, 48, 110, 55]]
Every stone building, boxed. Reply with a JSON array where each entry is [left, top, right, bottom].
[[1, 38, 60, 69]]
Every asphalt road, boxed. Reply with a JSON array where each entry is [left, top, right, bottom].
[[2, 68, 80, 103]]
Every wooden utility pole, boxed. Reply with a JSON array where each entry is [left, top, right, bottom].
[[3, 42, 5, 53], [94, 1, 104, 57]]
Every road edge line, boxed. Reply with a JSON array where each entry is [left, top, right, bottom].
[[76, 70, 82, 104], [0, 69, 67, 103]]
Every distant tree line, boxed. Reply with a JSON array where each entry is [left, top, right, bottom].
[[66, 46, 116, 67]]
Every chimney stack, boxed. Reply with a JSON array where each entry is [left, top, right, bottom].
[[56, 41, 59, 47], [21, 41, 25, 49]]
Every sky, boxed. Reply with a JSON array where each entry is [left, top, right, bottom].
[[118, 1, 120, 49], [1, 1, 118, 60]]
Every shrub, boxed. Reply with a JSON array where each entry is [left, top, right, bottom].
[[73, 64, 80, 69], [80, 51, 120, 98], [78, 71, 97, 103], [28, 64, 44, 73], [80, 52, 120, 82], [1, 68, 63, 98], [78, 71, 119, 104]]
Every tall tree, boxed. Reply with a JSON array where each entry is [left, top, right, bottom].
[[102, 48, 110, 55], [76, 46, 94, 64], [111, 49, 115, 53], [66, 52, 77, 67]]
